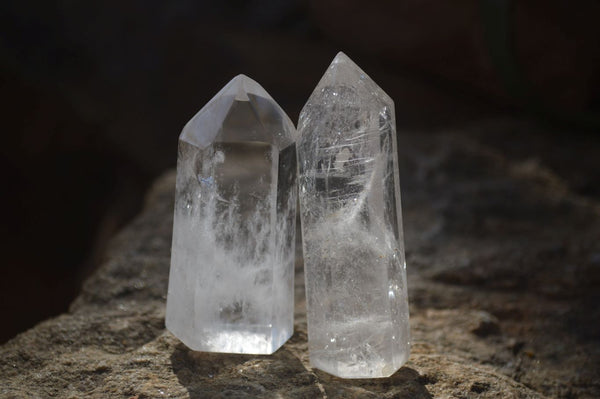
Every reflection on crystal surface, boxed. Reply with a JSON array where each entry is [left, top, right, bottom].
[[166, 75, 297, 354], [297, 53, 410, 378]]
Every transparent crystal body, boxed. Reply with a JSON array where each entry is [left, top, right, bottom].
[[166, 75, 297, 354], [297, 53, 410, 378]]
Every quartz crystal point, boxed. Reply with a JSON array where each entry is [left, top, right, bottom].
[[297, 53, 410, 378], [166, 75, 297, 354]]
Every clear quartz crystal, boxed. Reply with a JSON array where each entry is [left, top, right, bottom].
[[297, 52, 410, 378], [166, 75, 297, 354]]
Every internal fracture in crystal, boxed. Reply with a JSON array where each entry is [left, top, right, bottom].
[[297, 52, 410, 378], [166, 75, 297, 354]]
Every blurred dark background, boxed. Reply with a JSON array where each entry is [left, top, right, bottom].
[[1, 0, 599, 343]]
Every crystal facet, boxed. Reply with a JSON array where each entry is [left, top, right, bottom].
[[166, 75, 297, 354], [297, 53, 410, 378]]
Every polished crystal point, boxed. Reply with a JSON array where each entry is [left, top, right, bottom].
[[166, 75, 297, 354], [297, 52, 410, 378]]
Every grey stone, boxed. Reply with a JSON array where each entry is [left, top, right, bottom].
[[2, 121, 599, 398]]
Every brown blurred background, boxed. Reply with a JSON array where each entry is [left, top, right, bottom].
[[1, 0, 599, 343]]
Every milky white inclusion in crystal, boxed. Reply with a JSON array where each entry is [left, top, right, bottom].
[[166, 75, 297, 354], [297, 53, 410, 378]]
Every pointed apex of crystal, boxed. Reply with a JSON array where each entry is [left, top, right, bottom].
[[180, 75, 295, 150], [331, 51, 352, 66], [221, 74, 271, 102], [300, 53, 393, 131]]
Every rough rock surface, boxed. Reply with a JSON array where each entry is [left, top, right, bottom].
[[2, 120, 599, 398]]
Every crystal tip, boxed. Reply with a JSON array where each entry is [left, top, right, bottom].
[[332, 51, 351, 64], [228, 74, 256, 101], [328, 51, 362, 74]]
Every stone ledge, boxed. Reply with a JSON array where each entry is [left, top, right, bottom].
[[2, 125, 599, 398]]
